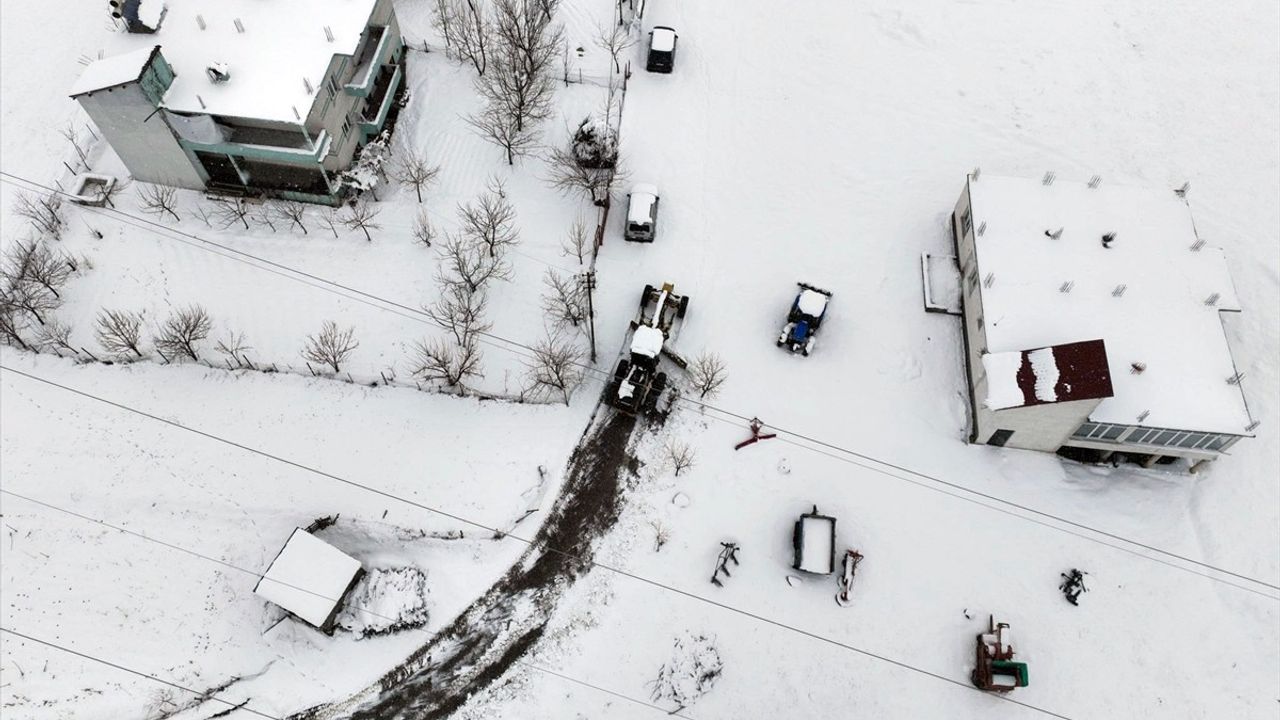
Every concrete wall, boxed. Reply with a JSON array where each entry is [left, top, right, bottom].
[[77, 83, 205, 189], [984, 397, 1102, 451], [953, 180, 994, 442]]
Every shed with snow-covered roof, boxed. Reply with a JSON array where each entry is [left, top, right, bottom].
[[254, 528, 364, 632], [951, 173, 1254, 470]]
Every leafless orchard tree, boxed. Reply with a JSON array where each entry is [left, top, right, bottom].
[[434, 0, 489, 75], [524, 328, 585, 404], [595, 22, 636, 73], [437, 234, 511, 292], [211, 197, 254, 231], [6, 280, 59, 327], [650, 520, 670, 552], [215, 329, 253, 367], [561, 216, 590, 265], [302, 320, 359, 373], [492, 0, 562, 77], [467, 104, 540, 166], [137, 184, 183, 223], [688, 351, 728, 400], [12, 191, 66, 239], [95, 308, 145, 358], [97, 177, 129, 209], [252, 207, 277, 233], [458, 181, 520, 257], [20, 240, 76, 299], [545, 143, 623, 206], [541, 269, 587, 330], [319, 207, 343, 238], [35, 318, 77, 356], [394, 150, 441, 203], [342, 201, 382, 242], [412, 209, 438, 246], [665, 439, 696, 476], [154, 304, 212, 361], [424, 281, 492, 346], [0, 296, 30, 350], [189, 204, 215, 228], [275, 200, 310, 234], [60, 121, 92, 169], [411, 334, 484, 390]]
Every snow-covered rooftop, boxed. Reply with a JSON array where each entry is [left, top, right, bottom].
[[628, 184, 658, 224], [650, 27, 676, 53], [982, 339, 1114, 411], [631, 325, 664, 358], [254, 528, 362, 627], [71, 0, 378, 122], [967, 174, 1250, 434], [69, 45, 160, 97]]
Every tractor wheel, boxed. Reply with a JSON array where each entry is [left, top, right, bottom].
[[677, 294, 690, 318], [647, 372, 668, 411], [614, 359, 630, 380], [640, 284, 655, 308]]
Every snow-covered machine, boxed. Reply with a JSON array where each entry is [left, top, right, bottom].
[[777, 283, 832, 356], [608, 282, 690, 414], [971, 616, 1029, 692], [791, 505, 836, 574]]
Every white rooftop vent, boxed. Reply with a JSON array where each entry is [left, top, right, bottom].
[[206, 62, 230, 83]]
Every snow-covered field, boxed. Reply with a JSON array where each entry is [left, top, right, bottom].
[[2, 0, 1278, 719]]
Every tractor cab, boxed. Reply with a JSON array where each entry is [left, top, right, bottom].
[[778, 283, 832, 356], [971, 616, 1029, 692]]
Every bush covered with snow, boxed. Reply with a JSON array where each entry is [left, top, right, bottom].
[[650, 631, 723, 711], [570, 115, 618, 169], [335, 566, 430, 639]]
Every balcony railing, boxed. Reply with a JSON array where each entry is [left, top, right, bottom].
[[359, 65, 401, 135], [345, 25, 389, 97]]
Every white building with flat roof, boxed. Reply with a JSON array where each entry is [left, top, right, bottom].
[[951, 173, 1254, 470], [254, 528, 364, 631]]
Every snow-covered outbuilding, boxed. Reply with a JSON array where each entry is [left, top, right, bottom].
[[254, 528, 364, 632], [952, 173, 1254, 470], [69, 0, 404, 204]]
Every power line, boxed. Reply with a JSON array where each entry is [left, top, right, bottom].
[[0, 364, 1075, 719], [0, 490, 695, 720], [4, 170, 1275, 595], [0, 627, 285, 720]]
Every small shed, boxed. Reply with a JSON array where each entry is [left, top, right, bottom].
[[791, 506, 836, 574], [254, 528, 364, 632]]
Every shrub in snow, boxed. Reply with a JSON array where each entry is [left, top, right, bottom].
[[570, 115, 618, 169], [342, 131, 391, 198], [650, 632, 723, 712], [336, 567, 430, 639]]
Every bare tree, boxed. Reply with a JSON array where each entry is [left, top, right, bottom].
[[650, 633, 723, 713], [688, 352, 728, 400], [154, 304, 212, 361], [394, 150, 441, 203], [650, 520, 670, 552], [0, 296, 30, 350], [458, 180, 519, 257], [541, 269, 587, 329], [137, 184, 183, 223], [6, 281, 59, 326], [436, 0, 489, 75], [524, 329, 585, 404], [665, 440, 696, 476], [252, 207, 277, 233], [342, 201, 382, 242], [467, 104, 539, 166], [60, 121, 92, 169], [411, 335, 484, 390], [95, 308, 145, 357], [98, 177, 130, 209], [275, 200, 310, 235], [424, 282, 492, 346], [214, 329, 253, 367], [561, 216, 590, 265], [35, 318, 76, 355], [189, 204, 215, 228], [437, 233, 511, 292], [545, 143, 622, 206], [302, 320, 359, 373], [492, 0, 562, 77], [0, 237, 39, 286], [412, 209, 438, 246], [21, 240, 76, 299], [211, 197, 253, 231], [12, 191, 66, 239], [595, 22, 636, 74], [319, 207, 343, 238]]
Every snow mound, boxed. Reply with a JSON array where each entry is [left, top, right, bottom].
[[335, 566, 431, 639], [651, 632, 723, 709]]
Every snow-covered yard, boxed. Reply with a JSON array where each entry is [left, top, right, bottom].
[[2, 0, 1278, 718]]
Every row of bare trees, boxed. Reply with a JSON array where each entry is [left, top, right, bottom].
[[0, 238, 82, 351]]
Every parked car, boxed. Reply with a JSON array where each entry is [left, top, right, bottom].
[[625, 184, 660, 242], [646, 26, 678, 73]]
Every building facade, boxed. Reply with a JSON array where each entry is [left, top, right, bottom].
[[70, 0, 403, 204], [951, 173, 1254, 470]]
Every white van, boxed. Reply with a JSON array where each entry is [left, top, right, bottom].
[[625, 184, 660, 242]]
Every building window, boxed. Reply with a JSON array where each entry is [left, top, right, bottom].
[[1072, 422, 1129, 442], [1114, 425, 1237, 452], [328, 75, 340, 95], [341, 117, 351, 138], [960, 208, 973, 236]]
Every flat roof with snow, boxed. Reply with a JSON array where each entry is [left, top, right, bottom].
[[254, 528, 362, 627], [69, 45, 161, 97], [70, 0, 378, 122], [967, 174, 1250, 435]]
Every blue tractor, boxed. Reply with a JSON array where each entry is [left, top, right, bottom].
[[777, 283, 832, 356]]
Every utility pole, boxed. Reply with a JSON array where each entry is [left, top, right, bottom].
[[584, 269, 598, 363]]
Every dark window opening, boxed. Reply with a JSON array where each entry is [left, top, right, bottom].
[[988, 429, 1014, 447]]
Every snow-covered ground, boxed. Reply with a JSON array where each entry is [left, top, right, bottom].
[[2, 0, 1278, 719]]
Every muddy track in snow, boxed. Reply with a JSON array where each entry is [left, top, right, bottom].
[[293, 409, 639, 720]]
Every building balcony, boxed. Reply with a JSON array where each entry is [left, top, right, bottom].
[[358, 64, 401, 136], [345, 25, 391, 97]]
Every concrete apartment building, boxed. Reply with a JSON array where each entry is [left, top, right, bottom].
[[951, 173, 1255, 470], [70, 0, 404, 204]]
